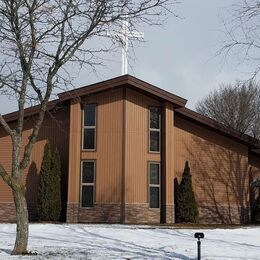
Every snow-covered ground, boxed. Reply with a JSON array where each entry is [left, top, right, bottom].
[[0, 224, 259, 259]]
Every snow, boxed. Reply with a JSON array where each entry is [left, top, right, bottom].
[[0, 224, 259, 259]]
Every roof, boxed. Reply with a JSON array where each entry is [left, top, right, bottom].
[[58, 74, 187, 107], [175, 107, 260, 151], [3, 99, 59, 123], [3, 75, 186, 124], [2, 74, 260, 152]]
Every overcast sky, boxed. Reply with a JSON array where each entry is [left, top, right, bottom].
[[1, 0, 257, 114]]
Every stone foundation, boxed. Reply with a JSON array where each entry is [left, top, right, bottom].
[[0, 203, 16, 222], [0, 203, 36, 223], [66, 203, 80, 223], [67, 203, 121, 223], [161, 204, 175, 224], [197, 204, 250, 224], [125, 203, 160, 224], [67, 202, 162, 224]]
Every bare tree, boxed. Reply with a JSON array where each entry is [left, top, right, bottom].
[[0, 0, 178, 255], [220, 0, 260, 78], [196, 81, 260, 139]]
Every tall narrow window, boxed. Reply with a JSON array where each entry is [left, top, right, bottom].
[[83, 104, 96, 150], [81, 161, 95, 207], [148, 162, 160, 208], [149, 107, 161, 152]]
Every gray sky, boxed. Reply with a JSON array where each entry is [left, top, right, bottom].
[[0, 0, 257, 114]]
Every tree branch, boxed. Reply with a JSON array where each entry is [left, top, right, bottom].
[[0, 114, 15, 137], [0, 164, 20, 190]]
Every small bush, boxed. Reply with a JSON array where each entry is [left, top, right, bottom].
[[37, 142, 52, 220], [37, 142, 62, 221], [175, 161, 198, 223], [251, 195, 260, 223], [49, 149, 61, 221]]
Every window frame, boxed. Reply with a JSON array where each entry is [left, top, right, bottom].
[[148, 106, 161, 153], [82, 103, 97, 151], [148, 161, 161, 209], [80, 160, 96, 208]]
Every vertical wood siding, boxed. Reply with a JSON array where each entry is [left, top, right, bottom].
[[0, 106, 70, 208], [162, 102, 175, 205], [174, 114, 249, 222], [125, 88, 161, 204], [67, 100, 82, 203], [0, 132, 13, 202], [70, 88, 124, 204]]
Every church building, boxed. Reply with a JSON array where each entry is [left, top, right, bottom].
[[0, 75, 260, 224]]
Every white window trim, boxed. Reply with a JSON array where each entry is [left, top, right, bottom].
[[80, 160, 96, 208]]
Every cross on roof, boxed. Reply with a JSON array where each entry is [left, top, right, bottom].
[[115, 17, 144, 75]]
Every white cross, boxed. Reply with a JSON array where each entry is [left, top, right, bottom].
[[117, 17, 144, 75]]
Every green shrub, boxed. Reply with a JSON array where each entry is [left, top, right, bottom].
[[37, 142, 52, 220], [252, 195, 260, 223], [49, 149, 61, 221], [175, 161, 198, 223], [37, 142, 61, 221]]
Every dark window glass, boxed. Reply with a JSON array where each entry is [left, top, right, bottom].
[[150, 164, 159, 185], [84, 128, 95, 149], [150, 187, 159, 208], [82, 162, 94, 183], [84, 104, 96, 126], [81, 186, 94, 207], [150, 131, 160, 152], [150, 107, 160, 129]]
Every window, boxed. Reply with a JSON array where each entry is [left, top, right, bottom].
[[83, 104, 96, 150], [148, 162, 160, 208], [149, 107, 161, 152], [81, 161, 95, 207]]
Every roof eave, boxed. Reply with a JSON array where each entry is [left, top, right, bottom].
[[176, 107, 260, 150], [58, 74, 187, 107]]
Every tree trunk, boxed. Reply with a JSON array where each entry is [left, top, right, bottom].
[[11, 189, 29, 255]]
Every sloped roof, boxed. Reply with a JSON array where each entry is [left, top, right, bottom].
[[58, 74, 187, 107], [176, 107, 260, 151], [2, 74, 260, 152], [3, 75, 187, 123]]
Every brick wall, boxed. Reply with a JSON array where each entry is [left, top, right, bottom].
[[0, 202, 37, 223], [125, 203, 160, 224], [0, 203, 16, 222], [198, 204, 250, 224], [67, 203, 162, 224], [67, 203, 121, 223], [161, 204, 175, 224], [66, 203, 80, 223]]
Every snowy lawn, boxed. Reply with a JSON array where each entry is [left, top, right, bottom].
[[0, 224, 259, 259]]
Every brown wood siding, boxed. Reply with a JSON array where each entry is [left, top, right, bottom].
[[174, 114, 249, 222], [0, 132, 13, 202], [67, 100, 82, 203], [124, 88, 161, 204], [162, 102, 175, 205], [67, 88, 123, 205], [0, 106, 70, 208]]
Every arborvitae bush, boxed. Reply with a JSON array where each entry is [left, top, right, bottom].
[[49, 149, 62, 221], [37, 142, 62, 221], [175, 161, 198, 223], [252, 195, 260, 223], [37, 142, 52, 220]]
